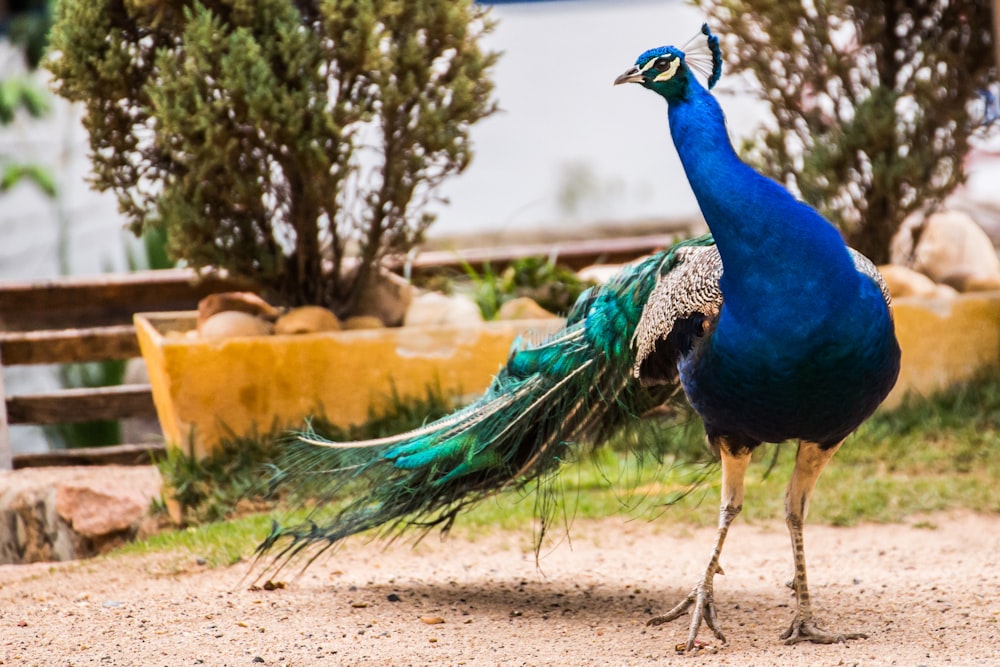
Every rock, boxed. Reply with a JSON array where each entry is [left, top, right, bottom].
[[909, 211, 1000, 283], [199, 311, 273, 339], [576, 264, 622, 285], [404, 292, 484, 327], [496, 297, 559, 321], [198, 292, 278, 331], [346, 267, 415, 327], [0, 466, 162, 564], [341, 315, 385, 330], [932, 284, 960, 299], [274, 306, 341, 335], [877, 265, 938, 299], [938, 269, 1000, 293]]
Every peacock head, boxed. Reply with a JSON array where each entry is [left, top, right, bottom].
[[614, 23, 722, 100]]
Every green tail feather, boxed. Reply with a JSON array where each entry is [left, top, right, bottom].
[[256, 235, 716, 569]]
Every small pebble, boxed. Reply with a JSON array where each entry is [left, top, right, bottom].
[[420, 616, 444, 625], [387, 593, 401, 602]]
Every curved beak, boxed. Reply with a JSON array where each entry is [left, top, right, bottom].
[[614, 66, 644, 86]]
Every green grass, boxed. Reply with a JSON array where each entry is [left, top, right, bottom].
[[132, 372, 1000, 567]]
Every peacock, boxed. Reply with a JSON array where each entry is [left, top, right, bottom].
[[257, 24, 901, 650]]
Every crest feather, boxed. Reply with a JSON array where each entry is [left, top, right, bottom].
[[683, 23, 723, 89]]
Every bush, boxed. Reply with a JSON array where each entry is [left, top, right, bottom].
[[47, 0, 498, 314]]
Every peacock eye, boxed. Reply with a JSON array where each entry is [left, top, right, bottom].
[[654, 57, 673, 71]]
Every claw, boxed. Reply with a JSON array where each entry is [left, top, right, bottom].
[[647, 580, 727, 652], [781, 616, 868, 645]]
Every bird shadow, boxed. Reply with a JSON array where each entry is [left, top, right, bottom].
[[323, 572, 787, 629]]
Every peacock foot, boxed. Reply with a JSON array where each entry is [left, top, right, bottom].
[[781, 616, 868, 645], [647, 579, 726, 652]]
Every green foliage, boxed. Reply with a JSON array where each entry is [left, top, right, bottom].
[[460, 257, 598, 320], [0, 159, 56, 197], [0, 76, 49, 124], [46, 0, 498, 314], [1, 1, 57, 198], [700, 0, 998, 263]]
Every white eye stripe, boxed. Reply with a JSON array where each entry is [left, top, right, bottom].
[[653, 58, 681, 82]]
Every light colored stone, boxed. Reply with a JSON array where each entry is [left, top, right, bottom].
[[495, 297, 559, 321], [576, 264, 622, 285], [274, 306, 341, 335], [197, 291, 278, 331], [341, 315, 385, 330], [877, 264, 938, 299], [348, 267, 415, 327], [404, 292, 484, 327], [939, 269, 1000, 293], [910, 211, 1000, 283], [199, 311, 273, 339]]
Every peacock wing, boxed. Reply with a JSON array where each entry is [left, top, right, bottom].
[[632, 241, 723, 387]]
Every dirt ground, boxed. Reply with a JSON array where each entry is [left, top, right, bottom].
[[1, 511, 998, 667]]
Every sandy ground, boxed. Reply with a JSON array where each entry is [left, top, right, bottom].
[[1, 511, 998, 667]]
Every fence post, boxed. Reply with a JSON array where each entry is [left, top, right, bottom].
[[0, 346, 11, 470]]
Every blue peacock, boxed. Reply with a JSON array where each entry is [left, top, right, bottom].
[[257, 25, 901, 650]]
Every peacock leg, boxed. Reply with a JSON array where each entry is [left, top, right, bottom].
[[781, 440, 867, 645], [648, 444, 751, 651]]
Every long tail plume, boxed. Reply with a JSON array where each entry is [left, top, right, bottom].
[[255, 237, 716, 572]]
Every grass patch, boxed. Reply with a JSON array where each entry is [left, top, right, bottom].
[[139, 371, 1000, 566]]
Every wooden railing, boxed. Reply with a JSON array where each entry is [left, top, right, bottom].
[[0, 269, 251, 470], [0, 233, 680, 470]]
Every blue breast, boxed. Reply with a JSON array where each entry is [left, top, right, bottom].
[[666, 71, 901, 446]]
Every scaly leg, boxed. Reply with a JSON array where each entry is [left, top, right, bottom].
[[781, 440, 867, 645], [648, 443, 751, 651]]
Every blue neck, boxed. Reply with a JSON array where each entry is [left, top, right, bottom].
[[664, 72, 859, 327]]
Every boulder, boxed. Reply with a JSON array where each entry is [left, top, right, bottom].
[[404, 292, 484, 327], [909, 211, 1000, 283], [0, 466, 162, 564]]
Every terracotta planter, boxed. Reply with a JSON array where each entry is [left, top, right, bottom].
[[134, 312, 564, 459]]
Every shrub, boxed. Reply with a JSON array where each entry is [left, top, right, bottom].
[[47, 0, 498, 314]]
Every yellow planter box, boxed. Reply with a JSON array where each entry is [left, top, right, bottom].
[[135, 312, 564, 459], [887, 291, 1000, 408], [136, 291, 1000, 458]]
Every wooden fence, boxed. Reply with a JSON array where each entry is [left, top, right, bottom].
[[0, 233, 679, 470], [0, 269, 250, 470]]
